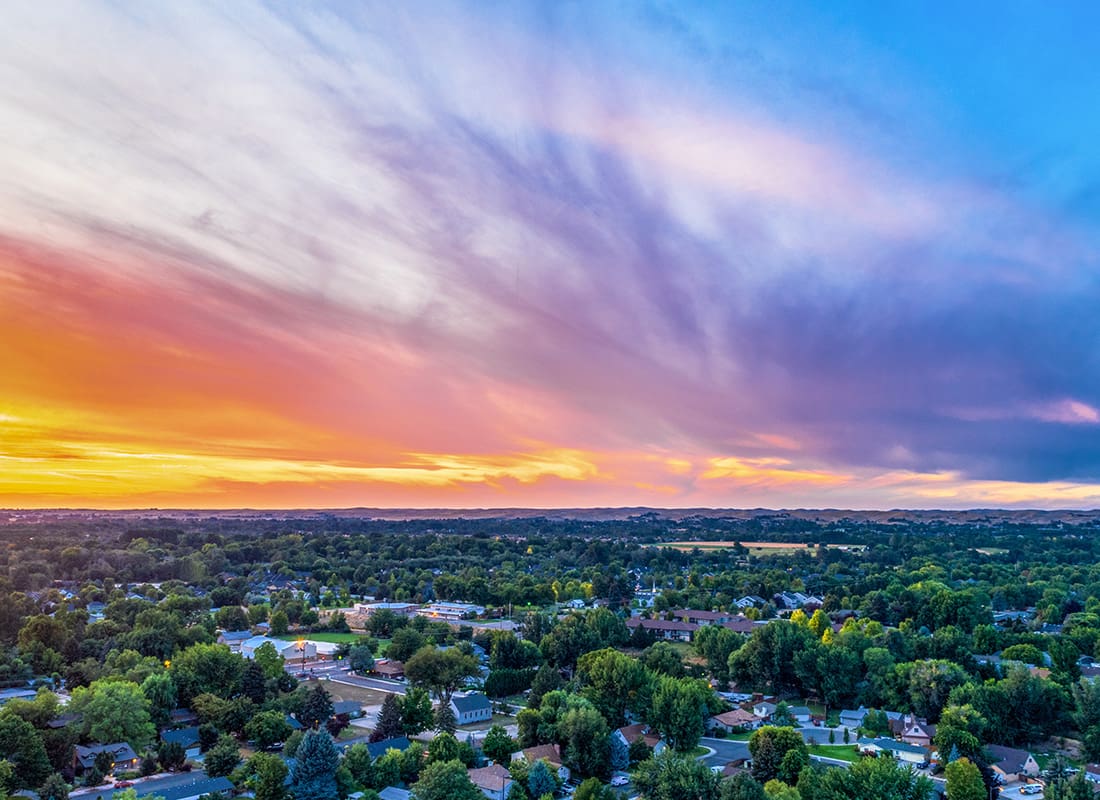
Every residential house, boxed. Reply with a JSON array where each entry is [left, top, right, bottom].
[[372, 660, 405, 679], [378, 788, 411, 800], [752, 702, 777, 721], [73, 743, 140, 775], [450, 693, 492, 726], [614, 724, 665, 755], [986, 745, 1040, 784], [0, 688, 37, 706], [161, 726, 201, 760], [672, 609, 732, 626], [899, 717, 936, 748], [722, 617, 756, 635], [855, 737, 929, 766], [734, 596, 766, 609], [467, 764, 512, 800], [773, 592, 823, 610], [708, 709, 761, 733], [216, 630, 252, 652], [511, 743, 570, 782], [838, 707, 869, 729], [366, 737, 412, 760], [787, 706, 812, 726], [333, 701, 363, 721], [625, 617, 697, 642]]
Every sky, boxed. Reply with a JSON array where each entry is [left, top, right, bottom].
[[3, 1, 1100, 510]]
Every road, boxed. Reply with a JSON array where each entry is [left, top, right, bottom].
[[71, 772, 220, 800], [700, 737, 750, 768], [325, 673, 407, 695]]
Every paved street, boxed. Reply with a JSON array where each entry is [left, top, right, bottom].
[[323, 673, 407, 695], [700, 737, 751, 768]]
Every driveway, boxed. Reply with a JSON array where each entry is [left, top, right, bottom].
[[700, 737, 750, 768]]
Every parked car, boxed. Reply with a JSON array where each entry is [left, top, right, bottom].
[[611, 776, 629, 786]]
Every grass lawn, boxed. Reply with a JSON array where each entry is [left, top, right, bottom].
[[807, 744, 861, 763], [277, 632, 364, 644], [307, 678, 391, 708]]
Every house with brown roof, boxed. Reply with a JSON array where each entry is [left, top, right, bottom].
[[372, 659, 405, 679], [626, 617, 697, 642], [467, 764, 513, 800], [511, 743, 570, 782], [614, 723, 665, 754], [708, 708, 762, 733], [900, 717, 936, 748]]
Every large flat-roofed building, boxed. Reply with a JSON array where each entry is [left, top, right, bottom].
[[418, 602, 485, 620]]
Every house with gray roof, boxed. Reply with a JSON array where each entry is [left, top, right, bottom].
[[450, 692, 492, 725]]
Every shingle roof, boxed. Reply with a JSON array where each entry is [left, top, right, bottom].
[[160, 726, 200, 747], [451, 693, 491, 714], [366, 737, 411, 759]]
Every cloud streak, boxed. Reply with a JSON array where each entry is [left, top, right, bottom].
[[2, 1, 1100, 507]]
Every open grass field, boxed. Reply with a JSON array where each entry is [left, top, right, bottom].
[[974, 547, 1009, 556], [807, 744, 861, 763], [277, 632, 364, 644], [304, 678, 391, 708]]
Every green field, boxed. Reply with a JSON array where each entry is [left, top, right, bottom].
[[276, 632, 363, 644], [807, 744, 861, 763]]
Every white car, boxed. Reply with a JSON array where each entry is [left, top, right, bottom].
[[1019, 787, 1043, 796], [611, 776, 629, 787]]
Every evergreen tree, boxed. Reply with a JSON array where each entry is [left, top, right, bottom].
[[434, 704, 457, 735], [527, 760, 557, 799], [290, 730, 340, 800], [300, 684, 334, 730], [372, 694, 405, 742]]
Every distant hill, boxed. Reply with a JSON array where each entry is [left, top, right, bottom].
[[5, 506, 1100, 525]]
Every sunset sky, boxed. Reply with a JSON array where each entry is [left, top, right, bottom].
[[4, 2, 1100, 509]]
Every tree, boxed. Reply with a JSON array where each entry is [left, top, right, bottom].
[[411, 760, 484, 800], [482, 725, 516, 765], [241, 660, 268, 705], [157, 740, 186, 772], [558, 706, 610, 779], [1072, 676, 1100, 761], [203, 735, 241, 778], [254, 642, 286, 681], [720, 774, 767, 800], [300, 684, 334, 730], [388, 629, 427, 662], [762, 780, 798, 800], [241, 753, 288, 800], [0, 715, 53, 788], [215, 606, 249, 632], [434, 704, 457, 734], [170, 644, 242, 704], [748, 727, 807, 784], [648, 676, 716, 752], [290, 730, 340, 800], [640, 641, 685, 678], [1046, 771, 1095, 800], [349, 646, 375, 675], [945, 758, 984, 800], [140, 672, 177, 728], [609, 728, 629, 772], [631, 750, 721, 800], [343, 743, 374, 788], [527, 760, 557, 798], [402, 688, 434, 736], [693, 626, 739, 687], [38, 773, 69, 800], [247, 710, 293, 750], [405, 647, 480, 707], [372, 694, 405, 742], [528, 664, 562, 709], [576, 648, 652, 727], [270, 611, 289, 636], [71, 680, 156, 750], [801, 754, 931, 800], [506, 781, 530, 800], [574, 777, 616, 800]]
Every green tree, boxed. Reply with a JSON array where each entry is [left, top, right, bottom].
[[170, 643, 243, 704], [289, 730, 340, 800], [945, 758, 984, 800], [71, 680, 156, 750], [241, 752, 288, 800], [254, 642, 286, 680], [720, 774, 767, 800], [574, 776, 616, 800], [388, 629, 427, 662], [157, 740, 186, 772], [140, 672, 177, 729], [576, 648, 652, 726], [558, 706, 610, 779], [246, 711, 293, 750], [748, 727, 806, 784], [482, 725, 516, 765], [203, 735, 241, 778], [434, 704, 457, 735], [631, 750, 721, 800], [693, 626, 740, 687], [38, 773, 69, 800], [371, 694, 404, 742], [640, 641, 685, 678], [648, 676, 716, 752], [300, 684, 334, 730], [1045, 771, 1095, 800], [342, 743, 373, 788], [411, 760, 484, 800], [349, 646, 375, 674], [240, 660, 268, 705], [270, 611, 289, 636], [405, 647, 480, 707], [527, 664, 562, 709], [402, 688, 434, 736], [762, 780, 799, 800], [527, 760, 557, 798]]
